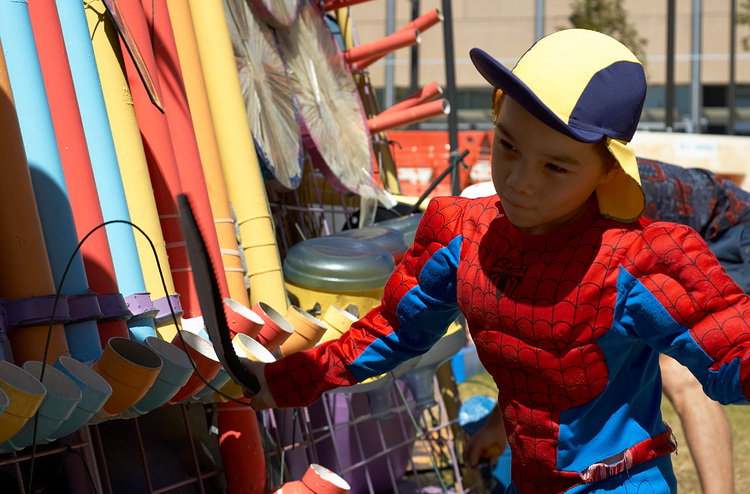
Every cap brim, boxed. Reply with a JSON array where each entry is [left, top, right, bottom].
[[470, 48, 603, 143]]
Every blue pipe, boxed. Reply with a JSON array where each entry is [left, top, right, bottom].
[[0, 0, 103, 362], [55, 0, 157, 341]]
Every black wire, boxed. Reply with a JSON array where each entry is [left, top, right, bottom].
[[27, 218, 259, 491]]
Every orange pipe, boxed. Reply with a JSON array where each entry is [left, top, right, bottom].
[[324, 0, 377, 10], [367, 99, 450, 133], [28, 0, 129, 345], [114, 0, 201, 319], [344, 28, 420, 64], [380, 81, 443, 116], [167, 0, 250, 308], [354, 10, 442, 70], [0, 39, 70, 364], [142, 0, 233, 315]]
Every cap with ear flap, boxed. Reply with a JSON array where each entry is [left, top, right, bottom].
[[472, 29, 647, 223]]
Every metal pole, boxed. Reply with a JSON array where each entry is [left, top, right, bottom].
[[384, 0, 396, 109], [690, 0, 702, 133], [535, 0, 545, 41], [441, 0, 460, 195], [729, 0, 737, 135], [409, 0, 420, 95], [666, 0, 675, 131]]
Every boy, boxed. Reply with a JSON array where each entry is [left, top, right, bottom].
[[244, 30, 750, 493]]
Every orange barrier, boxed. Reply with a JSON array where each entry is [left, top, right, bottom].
[[344, 29, 420, 64], [367, 99, 449, 133]]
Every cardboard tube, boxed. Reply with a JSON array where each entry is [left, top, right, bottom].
[[84, 1, 179, 341], [380, 81, 443, 116], [168, 0, 250, 306], [367, 99, 450, 133], [344, 28, 420, 64], [190, 0, 288, 313]]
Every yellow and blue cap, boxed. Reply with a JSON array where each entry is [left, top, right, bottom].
[[470, 29, 647, 223]]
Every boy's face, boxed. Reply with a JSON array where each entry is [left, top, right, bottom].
[[491, 97, 615, 235]]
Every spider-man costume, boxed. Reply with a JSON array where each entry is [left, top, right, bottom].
[[266, 194, 750, 493]]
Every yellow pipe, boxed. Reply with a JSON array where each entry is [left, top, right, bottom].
[[167, 0, 249, 308], [85, 1, 179, 341], [189, 0, 287, 313]]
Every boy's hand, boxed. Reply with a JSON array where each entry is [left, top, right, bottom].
[[462, 407, 507, 468], [239, 358, 278, 410]]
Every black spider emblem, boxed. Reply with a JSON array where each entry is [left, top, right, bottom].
[[489, 258, 524, 296]]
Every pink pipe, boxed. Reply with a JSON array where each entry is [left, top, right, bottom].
[[28, 0, 129, 344], [114, 0, 200, 318], [277, 464, 351, 494], [141, 0, 231, 310], [380, 81, 443, 116], [367, 99, 450, 133], [343, 29, 420, 64]]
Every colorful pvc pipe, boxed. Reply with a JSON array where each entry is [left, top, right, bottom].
[[190, 0, 288, 314], [83, 0, 179, 342], [143, 0, 232, 309], [29, 0, 130, 345], [344, 29, 420, 64], [1, 361, 82, 451], [367, 99, 450, 133], [0, 35, 70, 365], [324, 0, 376, 10], [0, 0, 103, 363], [129, 336, 193, 413], [0, 360, 46, 444], [167, 0, 251, 307], [51, 356, 112, 439], [217, 401, 267, 493], [380, 81, 443, 116], [55, 0, 157, 342]]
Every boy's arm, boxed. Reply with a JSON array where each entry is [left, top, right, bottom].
[[625, 223, 750, 405], [262, 197, 466, 408]]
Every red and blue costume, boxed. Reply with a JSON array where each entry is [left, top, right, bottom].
[[267, 193, 750, 493]]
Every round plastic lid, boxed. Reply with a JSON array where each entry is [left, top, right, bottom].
[[374, 214, 423, 247], [283, 236, 396, 291], [330, 226, 409, 261]]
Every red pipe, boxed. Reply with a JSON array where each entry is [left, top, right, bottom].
[[141, 0, 232, 316], [350, 9, 441, 70], [367, 99, 450, 133], [380, 81, 443, 116], [114, 0, 201, 318], [217, 401, 267, 493], [323, 0, 377, 10], [28, 0, 129, 344], [343, 28, 420, 64]]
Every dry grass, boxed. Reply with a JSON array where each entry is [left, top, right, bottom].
[[458, 372, 750, 493]]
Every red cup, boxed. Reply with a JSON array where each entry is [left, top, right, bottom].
[[168, 331, 222, 404], [253, 302, 294, 353], [223, 298, 264, 338]]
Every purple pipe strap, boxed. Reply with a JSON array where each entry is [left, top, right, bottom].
[[67, 293, 103, 323], [124, 292, 159, 321], [98, 293, 132, 322], [152, 294, 183, 327], [2, 294, 72, 328]]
